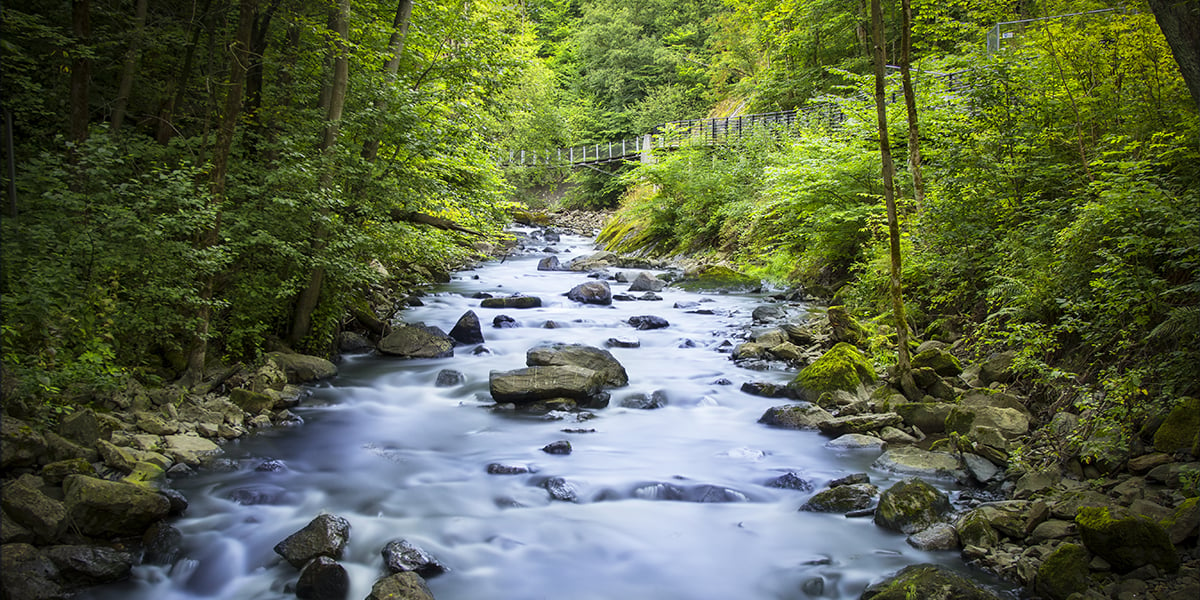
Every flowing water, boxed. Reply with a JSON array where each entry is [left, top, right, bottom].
[[84, 228, 1012, 600]]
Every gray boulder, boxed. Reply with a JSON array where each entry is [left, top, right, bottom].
[[0, 543, 66, 600], [800, 483, 878, 513], [62, 475, 170, 538], [273, 513, 351, 569], [817, 413, 902, 436], [378, 324, 455, 358], [1, 417, 47, 469], [435, 369, 465, 387], [874, 478, 951, 534], [825, 434, 887, 451], [567, 281, 612, 305], [382, 539, 447, 578], [44, 545, 134, 587], [1, 475, 66, 544], [628, 315, 669, 330], [296, 556, 350, 600], [449, 310, 485, 345], [489, 366, 605, 403], [757, 404, 834, 430], [479, 295, 542, 309], [537, 256, 562, 271], [163, 434, 223, 467], [526, 343, 628, 387], [620, 391, 668, 409], [872, 447, 964, 479], [628, 272, 666, 292], [906, 523, 960, 551], [265, 352, 337, 383]]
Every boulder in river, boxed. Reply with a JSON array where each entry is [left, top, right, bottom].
[[382, 539, 447, 578], [542, 477, 578, 501], [265, 352, 337, 383], [378, 324, 455, 358], [566, 281, 612, 305], [493, 315, 519, 328], [628, 272, 665, 292], [757, 404, 834, 430], [628, 315, 669, 330], [817, 413, 902, 436], [619, 390, 668, 409], [435, 369, 465, 387], [860, 564, 1004, 600], [674, 264, 760, 293], [448, 310, 485, 345], [874, 478, 952, 534], [480, 295, 543, 309], [296, 556, 349, 600], [273, 513, 351, 569], [537, 256, 562, 271], [526, 343, 628, 387], [788, 342, 875, 401], [872, 447, 964, 479], [541, 440, 572, 455], [800, 483, 878, 513], [366, 572, 434, 600], [489, 366, 605, 403]]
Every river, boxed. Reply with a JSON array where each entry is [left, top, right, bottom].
[[82, 227, 1011, 600]]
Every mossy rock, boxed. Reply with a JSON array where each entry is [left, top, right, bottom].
[[788, 343, 876, 400], [1075, 505, 1179, 574], [1160, 497, 1200, 544], [874, 477, 952, 534], [860, 564, 1003, 600], [1153, 397, 1200, 454], [955, 509, 1000, 548], [911, 348, 963, 377], [674, 265, 761, 293], [1036, 542, 1090, 600], [800, 483, 879, 513], [826, 306, 866, 346]]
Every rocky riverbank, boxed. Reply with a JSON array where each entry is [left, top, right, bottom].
[[2, 217, 1197, 600]]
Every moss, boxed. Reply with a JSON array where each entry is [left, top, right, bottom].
[[874, 478, 951, 534], [1076, 506, 1179, 574], [674, 265, 761, 292], [911, 349, 963, 377], [827, 306, 866, 346], [1153, 397, 1200, 454], [955, 510, 1000, 548], [1036, 543, 1090, 600], [859, 564, 1000, 600], [789, 343, 876, 399]]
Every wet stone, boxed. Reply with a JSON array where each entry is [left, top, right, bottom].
[[543, 477, 578, 502], [765, 472, 814, 491], [382, 539, 447, 578], [541, 440, 572, 455]]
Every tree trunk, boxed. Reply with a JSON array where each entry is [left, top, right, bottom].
[[70, 0, 91, 142], [1147, 0, 1200, 113], [362, 0, 414, 161], [110, 0, 149, 134], [288, 0, 351, 347], [157, 0, 212, 145], [245, 0, 283, 144], [899, 0, 924, 209], [870, 0, 910, 372], [182, 0, 258, 387]]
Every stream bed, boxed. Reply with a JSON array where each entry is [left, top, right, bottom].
[[83, 228, 1013, 600]]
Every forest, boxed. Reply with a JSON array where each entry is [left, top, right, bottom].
[[2, 0, 1198, 473]]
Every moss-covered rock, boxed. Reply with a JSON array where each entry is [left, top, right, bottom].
[[674, 265, 761, 293], [757, 404, 834, 430], [911, 349, 963, 377], [63, 475, 170, 538], [893, 402, 953, 434], [955, 509, 1000, 548], [1159, 497, 1199, 544], [789, 342, 875, 400], [1153, 397, 1200, 454], [860, 564, 1003, 600], [826, 306, 866, 346], [800, 483, 879, 513], [874, 478, 952, 534], [1075, 505, 1179, 574], [1036, 542, 1090, 600]]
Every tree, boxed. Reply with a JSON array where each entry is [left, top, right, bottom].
[[899, 0, 924, 208], [1147, 0, 1200, 112], [869, 0, 910, 372]]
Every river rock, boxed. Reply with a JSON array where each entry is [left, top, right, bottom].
[[758, 404, 834, 430], [674, 264, 760, 292], [892, 402, 952, 434], [1036, 542, 1089, 600], [872, 447, 963, 479], [366, 572, 434, 600], [955, 509, 1000, 548], [58, 408, 122, 448], [628, 315, 669, 330], [860, 564, 1004, 600], [765, 472, 814, 491], [490, 366, 604, 403], [486, 463, 530, 475], [163, 434, 223, 466], [752, 304, 787, 322], [142, 521, 183, 564], [543, 477, 578, 501], [480, 295, 542, 309], [63, 475, 170, 538], [825, 434, 887, 451], [1075, 505, 1178, 574], [800, 483, 878, 513], [40, 458, 95, 486], [264, 352, 337, 383], [449, 310, 485, 345], [874, 478, 951, 534], [946, 404, 1030, 441], [818, 413, 902, 436], [1, 416, 47, 469], [1152, 396, 1199, 453], [910, 348, 963, 377], [566, 281, 612, 305], [541, 440, 572, 455], [228, 388, 275, 415], [906, 523, 960, 551], [978, 350, 1016, 385], [605, 336, 640, 348], [44, 544, 134, 587], [620, 391, 667, 409], [966, 500, 1029, 538], [273, 513, 352, 569], [526, 343, 628, 387], [435, 369, 465, 387], [383, 539, 447, 578], [493, 315, 518, 328], [0, 543, 65, 600], [295, 556, 349, 600], [788, 342, 875, 400], [568, 251, 618, 271], [2, 475, 67, 543], [378, 324, 455, 358], [537, 256, 562, 271], [741, 381, 798, 399], [627, 272, 665, 292]]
